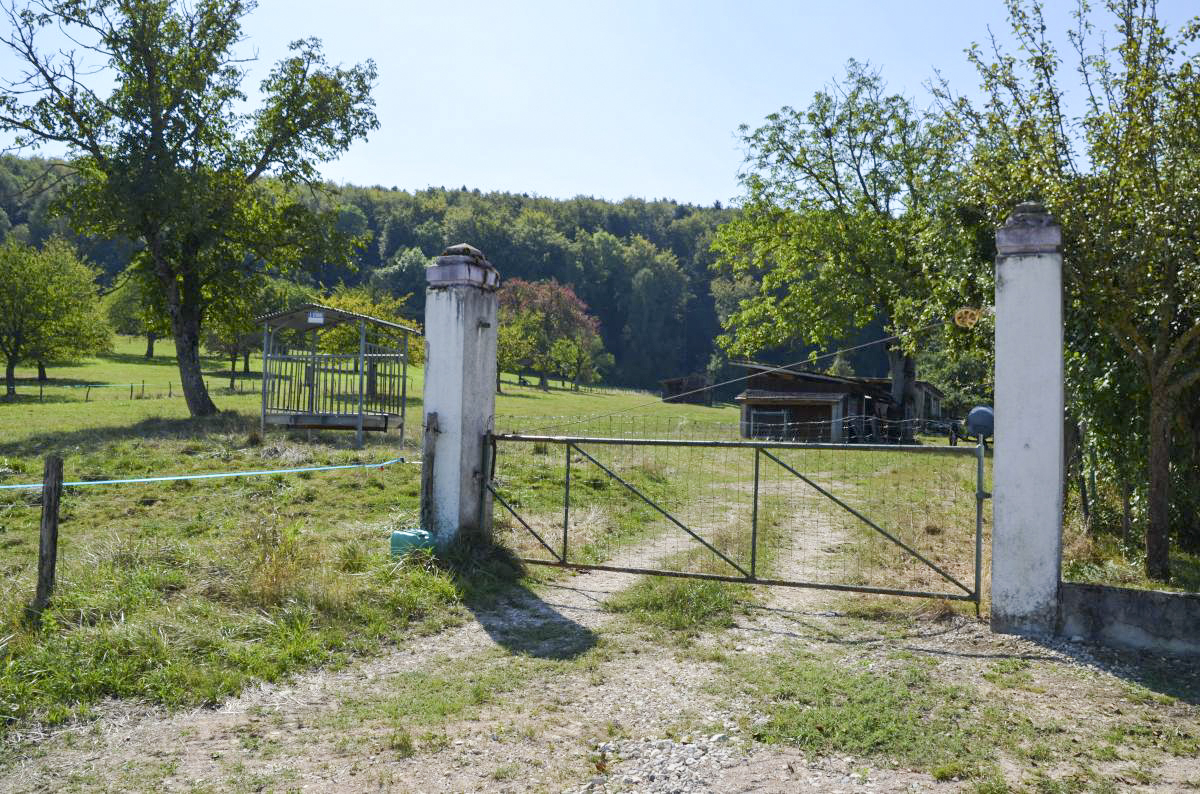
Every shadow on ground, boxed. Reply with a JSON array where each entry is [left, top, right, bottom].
[[453, 545, 598, 660], [0, 410, 408, 458], [739, 601, 1200, 705], [467, 583, 599, 660]]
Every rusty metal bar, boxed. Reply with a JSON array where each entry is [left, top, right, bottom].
[[517, 559, 975, 602], [562, 442, 571, 564], [495, 434, 975, 456], [750, 447, 760, 579]]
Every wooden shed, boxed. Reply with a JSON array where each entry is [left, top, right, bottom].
[[659, 373, 714, 405], [256, 304, 418, 447], [731, 363, 894, 442]]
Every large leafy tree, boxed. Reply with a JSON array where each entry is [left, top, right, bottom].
[[0, 238, 109, 395], [497, 279, 604, 390], [940, 0, 1200, 579], [0, 0, 378, 416], [713, 60, 981, 425]]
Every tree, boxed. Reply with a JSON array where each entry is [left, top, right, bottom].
[[0, 238, 109, 395], [497, 279, 603, 390], [550, 330, 613, 390], [939, 0, 1200, 579], [369, 246, 431, 315], [713, 60, 976, 430], [825, 353, 856, 378], [0, 0, 378, 417], [621, 236, 688, 385], [105, 270, 171, 358], [320, 283, 422, 366], [206, 276, 314, 382], [496, 309, 538, 392]]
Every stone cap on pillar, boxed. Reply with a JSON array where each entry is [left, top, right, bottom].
[[996, 201, 1062, 256], [427, 243, 500, 290]]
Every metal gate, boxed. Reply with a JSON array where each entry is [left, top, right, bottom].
[[485, 434, 989, 606]]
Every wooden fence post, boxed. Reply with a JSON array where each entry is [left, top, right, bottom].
[[28, 455, 63, 624]]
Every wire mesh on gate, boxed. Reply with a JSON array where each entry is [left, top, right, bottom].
[[489, 434, 988, 602]]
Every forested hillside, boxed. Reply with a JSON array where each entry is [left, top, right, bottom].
[[0, 155, 735, 387]]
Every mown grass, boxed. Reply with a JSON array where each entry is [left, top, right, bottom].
[[0, 338, 738, 735], [0, 338, 744, 738], [730, 640, 1200, 791], [604, 577, 746, 632]]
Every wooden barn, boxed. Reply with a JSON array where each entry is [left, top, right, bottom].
[[731, 363, 895, 442], [859, 377, 947, 425], [659, 373, 713, 405]]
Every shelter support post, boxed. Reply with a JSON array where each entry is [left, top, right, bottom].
[[260, 323, 269, 438], [991, 201, 1063, 636], [356, 319, 366, 448], [419, 244, 499, 550]]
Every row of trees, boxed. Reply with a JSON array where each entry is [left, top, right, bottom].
[[0, 165, 728, 393], [717, 0, 1199, 580]]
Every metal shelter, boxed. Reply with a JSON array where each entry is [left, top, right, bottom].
[[256, 303, 417, 447]]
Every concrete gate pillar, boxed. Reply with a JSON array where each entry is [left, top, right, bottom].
[[991, 202, 1064, 635], [420, 243, 499, 550]]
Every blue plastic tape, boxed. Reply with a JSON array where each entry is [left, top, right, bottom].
[[0, 457, 409, 491]]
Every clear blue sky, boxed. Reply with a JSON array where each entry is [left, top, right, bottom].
[[7, 2, 1198, 205]]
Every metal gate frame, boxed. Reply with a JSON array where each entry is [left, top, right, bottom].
[[485, 434, 989, 608]]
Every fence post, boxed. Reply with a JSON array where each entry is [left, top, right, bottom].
[[28, 455, 63, 624], [419, 243, 499, 549], [991, 201, 1063, 636]]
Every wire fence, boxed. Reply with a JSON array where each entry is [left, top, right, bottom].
[[3, 375, 418, 404], [0, 452, 419, 618], [496, 414, 962, 444], [489, 432, 990, 602]]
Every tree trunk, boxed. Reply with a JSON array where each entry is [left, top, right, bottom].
[[496, 369, 502, 394], [243, 350, 251, 373], [170, 302, 218, 417], [886, 347, 916, 441], [145, 332, 156, 359], [1146, 392, 1172, 580], [230, 353, 237, 390], [5, 359, 15, 397], [538, 371, 549, 391], [37, 361, 46, 381], [1121, 479, 1133, 547]]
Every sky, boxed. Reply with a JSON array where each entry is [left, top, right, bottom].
[[4, 1, 1198, 205]]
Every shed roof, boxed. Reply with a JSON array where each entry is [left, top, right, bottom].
[[255, 303, 419, 334], [735, 390, 848, 404], [730, 361, 895, 401]]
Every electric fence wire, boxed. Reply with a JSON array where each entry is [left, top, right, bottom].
[[514, 319, 948, 435]]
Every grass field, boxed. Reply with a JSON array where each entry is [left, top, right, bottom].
[[1, 336, 1194, 740], [0, 337, 739, 733]]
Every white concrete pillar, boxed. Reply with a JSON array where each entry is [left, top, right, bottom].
[[991, 202, 1064, 635], [420, 243, 499, 549], [830, 400, 843, 443]]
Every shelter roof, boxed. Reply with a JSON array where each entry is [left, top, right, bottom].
[[730, 361, 895, 400], [255, 303, 418, 334], [735, 390, 848, 404]]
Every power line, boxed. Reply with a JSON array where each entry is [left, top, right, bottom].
[[520, 320, 946, 434]]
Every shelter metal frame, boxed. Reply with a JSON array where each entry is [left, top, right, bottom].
[[256, 303, 418, 447]]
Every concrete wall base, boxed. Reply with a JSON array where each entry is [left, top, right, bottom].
[[1058, 582, 1200, 657]]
